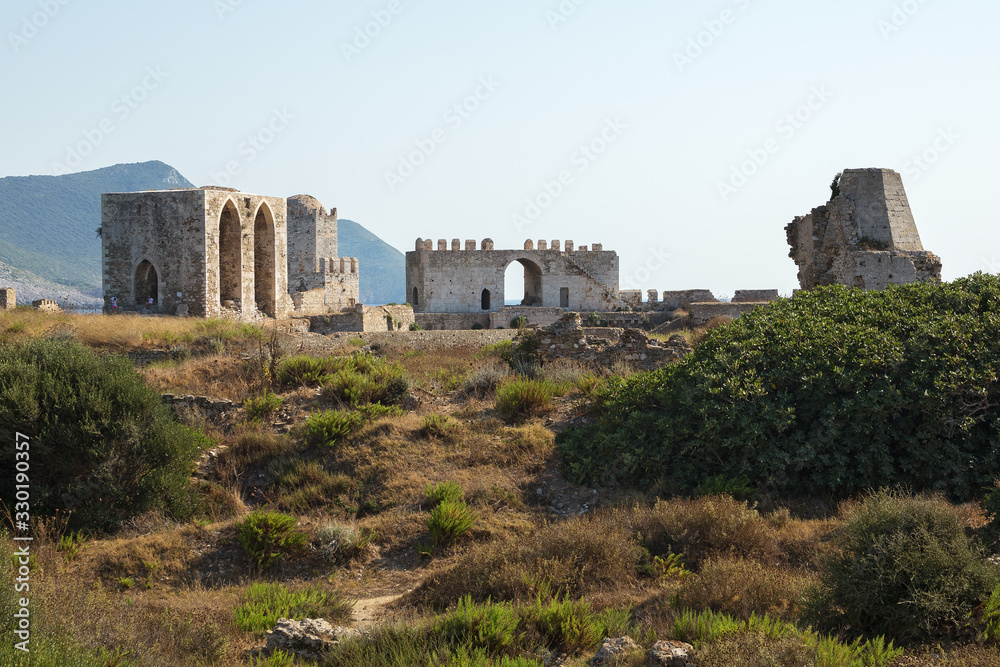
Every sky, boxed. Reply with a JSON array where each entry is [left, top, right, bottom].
[[1, 0, 998, 299]]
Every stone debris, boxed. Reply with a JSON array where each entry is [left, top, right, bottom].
[[648, 640, 695, 667], [590, 636, 642, 665], [256, 618, 358, 661], [536, 313, 692, 371]]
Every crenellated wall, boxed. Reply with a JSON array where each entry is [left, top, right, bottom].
[[406, 238, 619, 315]]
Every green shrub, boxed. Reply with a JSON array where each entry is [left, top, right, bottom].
[[313, 521, 375, 564], [410, 322, 423, 331], [471, 323, 484, 331], [234, 581, 352, 634], [420, 414, 455, 439], [305, 409, 364, 448], [696, 474, 754, 500], [236, 510, 309, 570], [559, 275, 1000, 500], [425, 481, 465, 507], [251, 650, 295, 667], [434, 596, 522, 655], [356, 402, 407, 420], [803, 489, 998, 643], [0, 338, 203, 531], [522, 597, 603, 654], [428, 501, 477, 547], [322, 354, 410, 407], [495, 378, 556, 421], [277, 355, 344, 386], [509, 316, 528, 329], [243, 390, 284, 420]]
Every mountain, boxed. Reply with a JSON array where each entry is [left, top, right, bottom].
[[0, 161, 407, 306], [339, 219, 406, 305], [0, 161, 193, 300]]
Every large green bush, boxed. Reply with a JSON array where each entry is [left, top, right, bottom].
[[803, 489, 997, 643], [0, 338, 204, 531], [558, 275, 1000, 499]]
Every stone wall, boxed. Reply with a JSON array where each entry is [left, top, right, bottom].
[[0, 288, 14, 310], [407, 238, 619, 314], [786, 168, 942, 290], [311, 304, 415, 333], [733, 289, 779, 303], [415, 313, 491, 330], [32, 299, 60, 313], [489, 306, 565, 330]]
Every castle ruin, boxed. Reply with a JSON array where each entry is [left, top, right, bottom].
[[101, 188, 359, 319], [786, 168, 942, 290]]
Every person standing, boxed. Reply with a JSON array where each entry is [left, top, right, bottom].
[[110, 296, 118, 314]]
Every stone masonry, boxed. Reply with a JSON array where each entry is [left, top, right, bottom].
[[0, 288, 14, 310], [406, 238, 619, 314], [786, 168, 942, 290], [102, 188, 359, 320]]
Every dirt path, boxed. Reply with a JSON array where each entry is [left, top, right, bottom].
[[351, 593, 405, 627]]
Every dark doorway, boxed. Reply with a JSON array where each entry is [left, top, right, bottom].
[[560, 287, 570, 308], [412, 287, 419, 306], [481, 289, 491, 310], [135, 260, 158, 305], [219, 200, 242, 306]]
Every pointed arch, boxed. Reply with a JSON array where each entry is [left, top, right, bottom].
[[503, 258, 543, 306], [253, 202, 276, 316], [218, 199, 242, 307]]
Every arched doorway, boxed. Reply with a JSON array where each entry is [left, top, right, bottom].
[[218, 200, 242, 308], [481, 289, 491, 310], [253, 204, 276, 316], [134, 260, 158, 305], [412, 287, 419, 306], [503, 258, 543, 306]]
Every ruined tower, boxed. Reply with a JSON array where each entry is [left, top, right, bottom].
[[786, 168, 942, 290], [285, 195, 359, 313]]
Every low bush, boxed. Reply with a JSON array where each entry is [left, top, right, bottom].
[[674, 557, 812, 621], [234, 581, 352, 634], [463, 362, 510, 397], [312, 521, 375, 564], [243, 390, 284, 421], [413, 513, 639, 608], [559, 275, 1000, 500], [522, 597, 603, 655], [425, 481, 465, 507], [434, 596, 522, 655], [495, 378, 557, 421], [236, 510, 309, 570], [322, 353, 410, 407], [428, 500, 477, 547], [305, 410, 364, 448], [633, 496, 780, 569], [803, 489, 998, 644], [0, 338, 204, 532], [420, 414, 455, 439]]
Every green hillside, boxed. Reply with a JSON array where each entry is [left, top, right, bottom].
[[0, 161, 194, 293], [339, 219, 406, 305], [0, 162, 406, 306]]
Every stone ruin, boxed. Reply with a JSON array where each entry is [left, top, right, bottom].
[[0, 288, 14, 310], [535, 313, 692, 371], [786, 168, 942, 290], [406, 238, 620, 315], [101, 188, 359, 319]]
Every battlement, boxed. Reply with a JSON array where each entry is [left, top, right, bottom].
[[325, 257, 359, 275], [412, 238, 610, 253]]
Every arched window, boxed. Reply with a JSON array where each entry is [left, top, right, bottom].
[[412, 287, 419, 306], [253, 204, 276, 315], [218, 200, 242, 306], [481, 289, 491, 311]]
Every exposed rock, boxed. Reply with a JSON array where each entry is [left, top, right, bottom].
[[590, 636, 642, 665], [258, 618, 357, 661], [534, 313, 692, 371], [648, 640, 694, 667]]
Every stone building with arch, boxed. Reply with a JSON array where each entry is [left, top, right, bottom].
[[100, 187, 359, 318], [406, 238, 619, 327]]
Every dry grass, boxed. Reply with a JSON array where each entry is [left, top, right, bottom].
[[673, 557, 815, 621], [0, 309, 264, 351], [632, 495, 782, 569], [143, 354, 254, 401]]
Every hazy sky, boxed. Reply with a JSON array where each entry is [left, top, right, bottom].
[[2, 0, 997, 298]]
